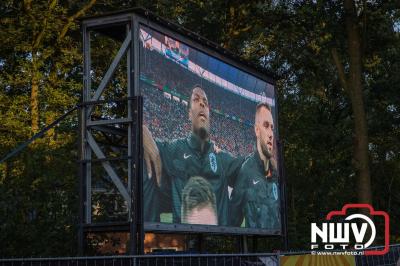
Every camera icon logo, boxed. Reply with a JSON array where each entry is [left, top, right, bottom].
[[311, 204, 389, 256]]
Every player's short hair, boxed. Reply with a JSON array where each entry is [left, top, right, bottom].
[[181, 176, 217, 222], [255, 102, 272, 121], [192, 84, 203, 91], [188, 84, 205, 110]]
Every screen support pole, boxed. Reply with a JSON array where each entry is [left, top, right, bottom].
[[129, 96, 143, 255], [242, 236, 248, 252], [253, 236, 258, 252], [131, 16, 144, 255], [278, 140, 289, 250], [198, 234, 204, 253], [78, 24, 91, 256]]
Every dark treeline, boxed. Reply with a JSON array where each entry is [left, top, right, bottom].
[[0, 0, 399, 256]]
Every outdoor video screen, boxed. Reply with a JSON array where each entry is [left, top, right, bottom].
[[139, 25, 281, 234]]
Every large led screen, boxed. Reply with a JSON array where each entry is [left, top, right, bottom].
[[139, 25, 281, 234]]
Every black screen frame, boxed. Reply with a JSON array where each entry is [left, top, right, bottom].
[[136, 15, 285, 236]]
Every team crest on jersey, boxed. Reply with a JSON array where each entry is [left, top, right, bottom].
[[209, 152, 217, 173], [272, 183, 278, 201]]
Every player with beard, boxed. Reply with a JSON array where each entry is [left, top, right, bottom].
[[143, 85, 244, 225], [229, 103, 280, 229]]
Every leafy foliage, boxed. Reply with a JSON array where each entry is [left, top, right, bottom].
[[0, 0, 399, 256]]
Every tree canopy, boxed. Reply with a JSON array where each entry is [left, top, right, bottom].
[[0, 0, 399, 255]]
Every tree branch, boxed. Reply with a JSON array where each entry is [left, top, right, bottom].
[[331, 47, 349, 93], [32, 0, 58, 49], [58, 0, 97, 41], [23, 0, 32, 11]]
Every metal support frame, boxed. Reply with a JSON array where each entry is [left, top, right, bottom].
[[79, 8, 282, 255], [79, 16, 143, 255], [279, 140, 289, 250]]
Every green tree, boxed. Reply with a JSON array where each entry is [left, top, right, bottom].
[[1, 0, 399, 256], [0, 0, 96, 256]]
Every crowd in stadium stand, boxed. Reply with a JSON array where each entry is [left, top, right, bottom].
[[140, 46, 260, 157], [141, 49, 257, 122]]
